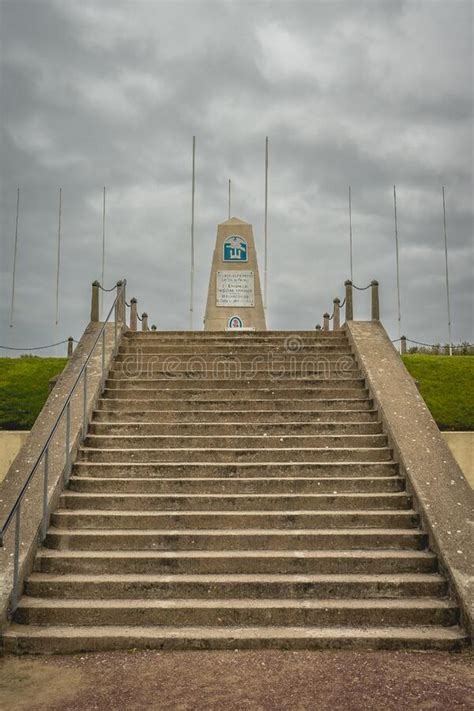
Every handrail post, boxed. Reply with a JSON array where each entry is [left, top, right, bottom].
[[323, 312, 330, 331], [12, 503, 21, 609], [41, 448, 49, 540], [400, 335, 407, 355], [333, 298, 340, 330], [91, 281, 100, 322], [141, 313, 149, 332], [130, 298, 138, 331], [67, 337, 74, 357], [371, 279, 380, 321], [151, 324, 157, 331], [344, 280, 353, 321], [315, 324, 321, 332], [101, 329, 106, 390], [82, 364, 88, 440], [64, 401, 71, 484]]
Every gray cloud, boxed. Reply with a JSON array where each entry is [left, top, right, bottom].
[[1, 0, 472, 353]]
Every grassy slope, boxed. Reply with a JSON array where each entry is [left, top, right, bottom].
[[0, 358, 67, 430], [402, 355, 474, 430], [0, 355, 472, 431]]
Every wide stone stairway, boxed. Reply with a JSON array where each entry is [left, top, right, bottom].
[[4, 331, 465, 652]]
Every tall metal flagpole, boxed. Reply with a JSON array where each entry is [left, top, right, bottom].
[[348, 185, 353, 282], [393, 185, 402, 340], [228, 179, 231, 219], [9, 188, 20, 328], [190, 136, 196, 330], [442, 186, 453, 356], [100, 187, 106, 319], [55, 187, 62, 327], [264, 136, 268, 311]]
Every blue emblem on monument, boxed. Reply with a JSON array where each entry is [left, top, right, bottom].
[[223, 235, 248, 262]]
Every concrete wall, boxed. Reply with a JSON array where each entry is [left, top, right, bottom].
[[346, 320, 474, 637], [0, 323, 119, 628], [443, 432, 473, 488], [0, 433, 30, 483]]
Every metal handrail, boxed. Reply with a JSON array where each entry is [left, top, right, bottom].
[[0, 279, 126, 608]]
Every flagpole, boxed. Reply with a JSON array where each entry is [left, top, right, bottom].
[[264, 136, 268, 311], [55, 187, 62, 327], [393, 185, 401, 340], [442, 186, 453, 355], [101, 187, 106, 319], [348, 185, 353, 282], [9, 187, 20, 329], [228, 179, 231, 219], [190, 136, 196, 330]]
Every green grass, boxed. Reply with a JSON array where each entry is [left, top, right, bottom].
[[402, 354, 474, 430], [0, 358, 67, 430]]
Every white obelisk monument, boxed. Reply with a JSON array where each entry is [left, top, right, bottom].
[[203, 217, 266, 331]]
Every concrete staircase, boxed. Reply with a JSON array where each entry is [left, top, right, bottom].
[[4, 331, 466, 652]]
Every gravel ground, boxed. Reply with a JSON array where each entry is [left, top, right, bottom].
[[0, 648, 473, 711]]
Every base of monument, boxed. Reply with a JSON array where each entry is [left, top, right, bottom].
[[225, 327, 256, 332]]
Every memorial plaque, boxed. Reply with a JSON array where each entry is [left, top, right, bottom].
[[216, 270, 255, 307]]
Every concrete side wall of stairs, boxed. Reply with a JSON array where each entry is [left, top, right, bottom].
[[0, 323, 118, 628], [346, 321, 474, 636]]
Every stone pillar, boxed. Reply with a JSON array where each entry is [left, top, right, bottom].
[[323, 313, 330, 331], [67, 337, 74, 357], [371, 280, 380, 321], [151, 324, 157, 331], [315, 324, 322, 331], [400, 335, 407, 355], [141, 313, 149, 331], [91, 281, 100, 322], [115, 280, 126, 324], [130, 298, 138, 331], [333, 298, 340, 330], [344, 280, 353, 321]]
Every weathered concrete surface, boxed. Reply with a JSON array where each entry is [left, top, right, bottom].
[[204, 217, 266, 331], [0, 433, 29, 483], [0, 323, 118, 629], [443, 433, 473, 488], [346, 321, 474, 636]]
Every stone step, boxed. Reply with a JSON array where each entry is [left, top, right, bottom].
[[78, 447, 393, 464], [72, 461, 398, 479], [69, 475, 404, 494], [83, 434, 388, 450], [15, 597, 457, 628], [44, 527, 428, 551], [103, 387, 369, 401], [109, 363, 359, 377], [111, 355, 357, 367], [123, 331, 345, 338], [34, 550, 438, 576], [23, 572, 447, 599], [50, 510, 419, 530], [88, 421, 383, 436], [116, 345, 355, 357], [97, 397, 373, 411], [92, 409, 379, 423], [4, 624, 466, 653], [59, 492, 412, 512], [105, 378, 366, 391]]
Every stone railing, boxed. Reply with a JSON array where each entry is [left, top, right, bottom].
[[317, 279, 380, 331]]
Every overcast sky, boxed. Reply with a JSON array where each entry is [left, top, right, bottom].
[[0, 0, 472, 354]]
